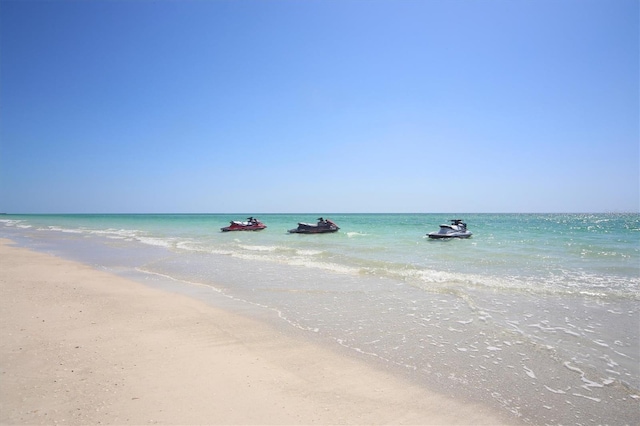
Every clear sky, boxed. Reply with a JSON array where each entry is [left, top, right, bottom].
[[1, 0, 638, 214]]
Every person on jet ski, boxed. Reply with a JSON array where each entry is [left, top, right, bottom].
[[452, 219, 466, 229]]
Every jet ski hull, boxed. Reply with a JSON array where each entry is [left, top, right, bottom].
[[288, 219, 340, 234], [288, 226, 339, 234], [221, 219, 266, 232], [221, 224, 266, 232], [427, 219, 472, 239], [427, 231, 472, 239]]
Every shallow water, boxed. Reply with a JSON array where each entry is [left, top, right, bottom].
[[2, 213, 638, 424]]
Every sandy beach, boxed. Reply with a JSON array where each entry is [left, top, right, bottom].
[[0, 238, 515, 425]]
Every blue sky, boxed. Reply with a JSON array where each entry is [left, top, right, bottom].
[[1, 0, 638, 213]]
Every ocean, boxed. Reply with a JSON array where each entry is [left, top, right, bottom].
[[1, 213, 638, 424]]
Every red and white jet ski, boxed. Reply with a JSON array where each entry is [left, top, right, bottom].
[[221, 217, 267, 232]]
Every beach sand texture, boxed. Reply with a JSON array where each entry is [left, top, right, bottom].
[[0, 239, 514, 425]]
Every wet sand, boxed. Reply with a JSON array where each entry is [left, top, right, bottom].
[[0, 239, 515, 425]]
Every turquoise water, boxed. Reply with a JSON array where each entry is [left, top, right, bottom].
[[1, 213, 639, 424]]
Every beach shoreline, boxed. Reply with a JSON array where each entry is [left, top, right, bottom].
[[0, 238, 516, 425]]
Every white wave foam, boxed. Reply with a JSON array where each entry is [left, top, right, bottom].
[[175, 241, 203, 252], [0, 219, 25, 227], [230, 250, 358, 275], [238, 244, 279, 252], [0, 219, 33, 229], [544, 385, 567, 394], [47, 226, 84, 234], [523, 366, 536, 379], [287, 258, 361, 275], [91, 228, 139, 240], [137, 236, 175, 248], [135, 268, 223, 293], [210, 248, 235, 256], [572, 393, 601, 402], [295, 249, 324, 256], [37, 224, 185, 251], [347, 231, 369, 237]]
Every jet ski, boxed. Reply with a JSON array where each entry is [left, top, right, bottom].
[[427, 219, 472, 239], [221, 217, 267, 232], [288, 218, 340, 234]]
